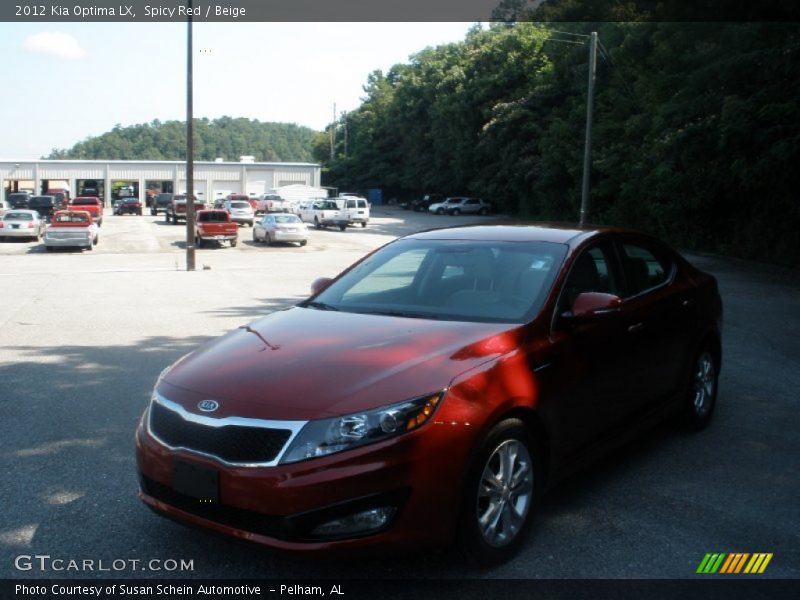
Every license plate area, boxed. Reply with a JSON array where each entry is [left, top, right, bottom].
[[172, 459, 219, 504]]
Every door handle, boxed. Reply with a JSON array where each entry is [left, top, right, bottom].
[[627, 322, 645, 333]]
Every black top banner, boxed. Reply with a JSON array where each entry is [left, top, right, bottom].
[[2, 0, 800, 23]]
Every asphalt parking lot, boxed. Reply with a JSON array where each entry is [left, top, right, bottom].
[[1, 206, 798, 581]]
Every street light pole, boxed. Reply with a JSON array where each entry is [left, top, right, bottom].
[[185, 0, 196, 271], [579, 31, 598, 227]]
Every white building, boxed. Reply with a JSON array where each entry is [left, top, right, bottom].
[[0, 158, 321, 203]]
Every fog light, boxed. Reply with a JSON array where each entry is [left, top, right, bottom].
[[310, 507, 396, 538]]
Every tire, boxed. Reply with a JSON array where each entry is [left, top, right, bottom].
[[452, 209, 461, 216], [46, 246, 53, 252], [230, 239, 237, 247], [681, 345, 719, 431], [361, 221, 367, 228], [314, 217, 321, 230], [436, 208, 444, 215], [457, 418, 538, 566], [300, 239, 307, 247], [195, 236, 203, 249], [252, 229, 259, 243], [165, 213, 170, 223], [480, 207, 489, 215], [151, 209, 157, 216], [86, 242, 93, 251], [339, 224, 346, 231], [265, 233, 273, 246]]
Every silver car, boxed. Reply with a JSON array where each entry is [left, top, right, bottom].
[[223, 200, 255, 227], [252, 213, 308, 246], [0, 209, 45, 241]]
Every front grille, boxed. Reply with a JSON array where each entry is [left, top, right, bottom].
[[150, 401, 292, 464]]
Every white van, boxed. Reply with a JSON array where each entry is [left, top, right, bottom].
[[335, 196, 370, 228]]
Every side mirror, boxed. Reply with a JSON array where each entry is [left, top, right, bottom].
[[567, 292, 623, 321], [310, 277, 333, 296]]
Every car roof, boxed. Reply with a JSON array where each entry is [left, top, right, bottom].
[[406, 223, 630, 246]]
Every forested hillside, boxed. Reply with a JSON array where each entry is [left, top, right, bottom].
[[46, 117, 317, 163], [316, 20, 800, 264]]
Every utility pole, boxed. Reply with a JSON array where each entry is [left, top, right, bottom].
[[185, 0, 196, 271], [330, 102, 337, 161], [579, 31, 598, 227], [343, 110, 348, 158]]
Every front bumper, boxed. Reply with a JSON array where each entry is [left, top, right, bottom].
[[135, 402, 470, 553]]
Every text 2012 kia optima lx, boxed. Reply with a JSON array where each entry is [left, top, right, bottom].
[[136, 224, 722, 564]]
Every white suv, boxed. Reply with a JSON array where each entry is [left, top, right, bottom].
[[223, 200, 255, 227]]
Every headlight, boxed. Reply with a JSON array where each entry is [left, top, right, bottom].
[[280, 392, 443, 464]]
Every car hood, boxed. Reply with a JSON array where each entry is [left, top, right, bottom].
[[158, 306, 523, 421]]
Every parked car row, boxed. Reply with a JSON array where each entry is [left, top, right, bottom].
[[0, 208, 99, 251], [429, 196, 492, 216]]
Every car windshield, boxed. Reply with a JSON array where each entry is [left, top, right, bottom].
[[307, 238, 567, 323], [4, 212, 32, 221]]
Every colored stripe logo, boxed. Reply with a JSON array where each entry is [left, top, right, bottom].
[[697, 553, 773, 574]]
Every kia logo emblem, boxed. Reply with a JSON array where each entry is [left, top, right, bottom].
[[197, 400, 219, 412]]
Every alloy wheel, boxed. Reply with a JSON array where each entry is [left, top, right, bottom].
[[476, 439, 534, 548]]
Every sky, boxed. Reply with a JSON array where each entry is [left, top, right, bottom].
[[0, 22, 474, 159]]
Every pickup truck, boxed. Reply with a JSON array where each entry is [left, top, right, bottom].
[[255, 194, 292, 214], [195, 210, 239, 248], [151, 193, 173, 216], [68, 196, 104, 226], [166, 195, 205, 224], [298, 199, 350, 231], [44, 210, 99, 251]]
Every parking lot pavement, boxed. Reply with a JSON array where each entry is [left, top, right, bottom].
[[0, 206, 797, 581]]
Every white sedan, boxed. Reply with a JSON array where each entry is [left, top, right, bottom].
[[0, 209, 45, 241], [252, 213, 308, 246]]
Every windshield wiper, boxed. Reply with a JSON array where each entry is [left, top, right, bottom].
[[366, 309, 442, 320], [302, 300, 340, 311]]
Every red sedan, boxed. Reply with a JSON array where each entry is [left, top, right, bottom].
[[136, 224, 722, 564]]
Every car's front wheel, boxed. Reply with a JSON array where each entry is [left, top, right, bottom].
[[458, 418, 537, 565], [681, 345, 719, 430]]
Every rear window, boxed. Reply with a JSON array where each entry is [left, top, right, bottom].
[[229, 201, 250, 209], [198, 212, 228, 222], [4, 212, 32, 221], [72, 198, 98, 205]]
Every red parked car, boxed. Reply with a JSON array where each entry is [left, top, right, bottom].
[[136, 224, 722, 564]]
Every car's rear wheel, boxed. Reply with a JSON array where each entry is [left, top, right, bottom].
[[681, 346, 718, 430], [361, 221, 367, 228], [452, 208, 461, 216], [436, 208, 444, 215], [458, 418, 537, 565], [300, 239, 307, 247], [230, 239, 237, 247]]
